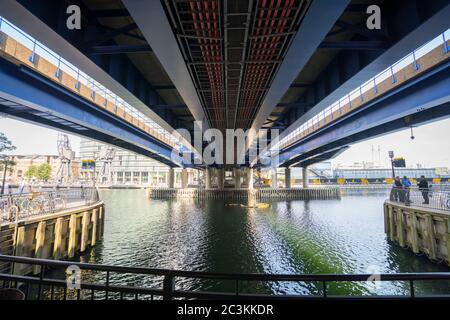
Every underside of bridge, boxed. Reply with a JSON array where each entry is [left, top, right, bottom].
[[0, 0, 449, 170]]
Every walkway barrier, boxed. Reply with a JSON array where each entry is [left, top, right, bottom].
[[0, 187, 99, 224], [275, 29, 450, 150], [148, 187, 340, 200], [389, 187, 450, 211], [0, 16, 178, 149], [0, 254, 449, 300]]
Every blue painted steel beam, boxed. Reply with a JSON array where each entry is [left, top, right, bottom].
[[87, 23, 138, 46], [318, 41, 388, 50], [277, 1, 450, 137], [91, 9, 130, 18], [292, 147, 349, 168], [0, 59, 182, 167], [89, 45, 152, 55], [277, 61, 450, 167]]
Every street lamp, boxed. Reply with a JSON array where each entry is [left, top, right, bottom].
[[388, 151, 395, 178]]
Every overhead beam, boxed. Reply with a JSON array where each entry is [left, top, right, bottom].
[[88, 23, 138, 45], [247, 0, 350, 151], [319, 41, 388, 50], [123, 0, 209, 131], [0, 0, 188, 149], [272, 3, 450, 151], [89, 44, 152, 55], [334, 20, 386, 41], [91, 9, 130, 18], [153, 85, 176, 90], [290, 83, 312, 88]]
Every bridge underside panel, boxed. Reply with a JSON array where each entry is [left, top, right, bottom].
[[292, 146, 349, 168], [0, 59, 180, 167], [278, 62, 450, 167]]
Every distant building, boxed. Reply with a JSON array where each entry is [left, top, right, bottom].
[[78, 139, 172, 186], [333, 168, 442, 180], [4, 155, 80, 184]]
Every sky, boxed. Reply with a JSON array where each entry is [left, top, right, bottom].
[[1, 116, 449, 169]]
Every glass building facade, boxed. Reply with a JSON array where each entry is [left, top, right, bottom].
[[79, 139, 170, 186]]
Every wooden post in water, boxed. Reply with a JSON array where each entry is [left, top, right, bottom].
[[53, 218, 64, 260], [33, 221, 46, 274], [68, 214, 77, 258], [80, 211, 90, 253], [91, 209, 99, 247]]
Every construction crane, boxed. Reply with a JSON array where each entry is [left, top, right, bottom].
[[97, 146, 116, 185], [56, 133, 75, 183]]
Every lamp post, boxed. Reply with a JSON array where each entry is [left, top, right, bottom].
[[388, 151, 395, 178]]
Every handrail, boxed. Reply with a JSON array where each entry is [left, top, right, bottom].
[[0, 187, 100, 223], [0, 16, 181, 150], [271, 28, 450, 152], [389, 186, 450, 211], [1, 254, 450, 300]]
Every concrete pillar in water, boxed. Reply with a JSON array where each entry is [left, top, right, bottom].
[[285, 167, 291, 189], [168, 168, 175, 188], [302, 166, 309, 188], [181, 168, 188, 189], [247, 167, 254, 190], [271, 168, 278, 188], [235, 169, 242, 189], [205, 168, 211, 189], [216, 168, 223, 190]]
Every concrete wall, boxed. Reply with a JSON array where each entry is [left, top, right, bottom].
[[0, 202, 105, 275]]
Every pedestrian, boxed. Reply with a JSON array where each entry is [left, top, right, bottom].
[[390, 176, 403, 202], [402, 176, 411, 205], [418, 175, 429, 204]]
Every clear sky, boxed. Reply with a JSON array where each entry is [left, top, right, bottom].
[[1, 116, 449, 168]]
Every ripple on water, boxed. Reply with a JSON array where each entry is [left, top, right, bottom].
[[75, 189, 450, 296]]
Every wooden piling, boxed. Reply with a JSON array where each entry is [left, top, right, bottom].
[[384, 200, 450, 265]]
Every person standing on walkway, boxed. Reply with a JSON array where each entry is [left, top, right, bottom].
[[418, 175, 430, 204], [391, 176, 403, 202], [402, 176, 412, 205]]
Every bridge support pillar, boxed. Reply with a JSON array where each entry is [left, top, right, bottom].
[[168, 168, 175, 188], [217, 168, 224, 190], [247, 168, 254, 190], [181, 168, 188, 189], [205, 168, 211, 189], [302, 167, 309, 189], [234, 169, 242, 189], [271, 168, 278, 188], [285, 167, 291, 189]]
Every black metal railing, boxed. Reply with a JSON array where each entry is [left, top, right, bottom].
[[1, 255, 450, 300], [389, 187, 450, 211], [0, 187, 100, 223]]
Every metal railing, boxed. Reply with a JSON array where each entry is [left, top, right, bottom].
[[389, 187, 450, 211], [271, 28, 450, 152], [0, 255, 450, 300], [0, 16, 182, 150], [0, 187, 99, 223]]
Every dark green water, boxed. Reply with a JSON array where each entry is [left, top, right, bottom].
[[75, 189, 450, 297]]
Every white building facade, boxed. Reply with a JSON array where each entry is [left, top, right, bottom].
[[79, 139, 171, 186]]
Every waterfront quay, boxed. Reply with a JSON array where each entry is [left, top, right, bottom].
[[0, 188, 105, 275]]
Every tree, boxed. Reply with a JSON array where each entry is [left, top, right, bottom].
[[0, 132, 16, 194], [25, 165, 38, 179], [0, 132, 16, 155], [36, 163, 52, 182]]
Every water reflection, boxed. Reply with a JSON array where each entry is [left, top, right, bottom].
[[68, 189, 450, 296]]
